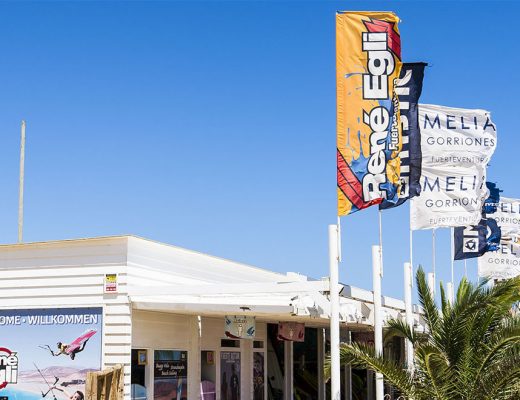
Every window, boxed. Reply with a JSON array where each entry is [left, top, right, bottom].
[[154, 350, 188, 400]]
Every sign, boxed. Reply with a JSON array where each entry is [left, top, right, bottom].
[[104, 273, 118, 293], [154, 360, 188, 379], [0, 308, 102, 400], [224, 316, 255, 339], [336, 11, 402, 215], [380, 62, 426, 209], [277, 322, 305, 342], [411, 104, 497, 229], [154, 350, 188, 400], [479, 198, 520, 279]]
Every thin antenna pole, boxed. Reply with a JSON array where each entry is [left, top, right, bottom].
[[18, 120, 26, 243]]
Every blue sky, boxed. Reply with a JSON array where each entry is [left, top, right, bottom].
[[0, 1, 517, 301]]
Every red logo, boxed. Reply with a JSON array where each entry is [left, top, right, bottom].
[[0, 347, 19, 389]]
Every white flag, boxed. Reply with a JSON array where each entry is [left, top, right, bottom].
[[479, 198, 520, 279], [410, 104, 497, 230]]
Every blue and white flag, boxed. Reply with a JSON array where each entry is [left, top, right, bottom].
[[453, 182, 502, 260], [380, 62, 426, 209], [454, 218, 501, 260], [410, 104, 497, 230], [479, 197, 520, 279]]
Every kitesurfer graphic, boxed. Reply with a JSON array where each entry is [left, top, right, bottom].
[[40, 329, 97, 360]]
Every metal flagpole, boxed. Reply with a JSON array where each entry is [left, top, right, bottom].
[[450, 227, 455, 303], [409, 201, 414, 278], [372, 245, 384, 400], [329, 224, 341, 400], [431, 228, 436, 297], [18, 120, 26, 243], [464, 259, 467, 279], [378, 210, 384, 277], [404, 262, 414, 373]]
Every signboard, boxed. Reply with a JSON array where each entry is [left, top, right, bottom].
[[0, 307, 102, 400], [104, 273, 118, 293], [224, 316, 255, 339], [277, 322, 305, 342]]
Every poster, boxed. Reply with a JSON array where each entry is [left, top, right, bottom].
[[220, 352, 240, 400], [253, 353, 264, 400], [411, 104, 497, 229], [154, 350, 187, 400], [336, 11, 403, 215], [0, 307, 102, 400]]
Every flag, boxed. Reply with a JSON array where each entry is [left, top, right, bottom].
[[453, 182, 502, 260], [380, 62, 426, 209], [479, 198, 520, 279], [410, 104, 497, 229], [336, 11, 402, 216], [454, 219, 501, 260]]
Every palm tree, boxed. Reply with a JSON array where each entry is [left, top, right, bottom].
[[325, 267, 520, 399]]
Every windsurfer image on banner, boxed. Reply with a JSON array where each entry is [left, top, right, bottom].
[[40, 329, 97, 360]]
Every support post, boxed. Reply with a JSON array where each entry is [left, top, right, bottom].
[[318, 328, 326, 400], [284, 341, 294, 400], [372, 245, 384, 400], [329, 224, 341, 400], [404, 262, 414, 373]]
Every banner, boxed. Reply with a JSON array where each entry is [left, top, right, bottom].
[[336, 11, 402, 216], [410, 104, 497, 229], [224, 316, 255, 339], [0, 308, 102, 400], [380, 62, 426, 209], [479, 198, 520, 279]]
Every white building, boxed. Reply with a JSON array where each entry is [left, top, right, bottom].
[[0, 235, 424, 400]]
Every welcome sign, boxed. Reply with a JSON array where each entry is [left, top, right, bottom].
[[0, 308, 102, 400], [411, 104, 497, 229]]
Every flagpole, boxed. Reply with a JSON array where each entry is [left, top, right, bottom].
[[372, 245, 384, 400], [404, 262, 414, 373], [450, 227, 455, 302], [18, 120, 26, 243], [378, 209, 384, 277], [432, 228, 436, 297], [329, 224, 341, 400], [464, 259, 467, 278]]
